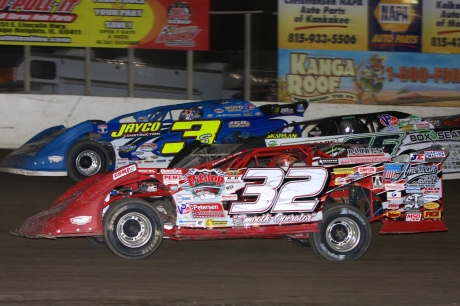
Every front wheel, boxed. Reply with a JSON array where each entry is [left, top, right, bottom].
[[310, 204, 371, 261], [103, 198, 163, 259], [67, 140, 110, 182]]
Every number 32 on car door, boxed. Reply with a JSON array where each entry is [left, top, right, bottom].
[[230, 168, 329, 214], [161, 120, 222, 155]]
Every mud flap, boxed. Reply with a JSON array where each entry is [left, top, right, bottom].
[[380, 220, 448, 234]]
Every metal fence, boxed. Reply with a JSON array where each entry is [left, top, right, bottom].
[[0, 11, 278, 102]]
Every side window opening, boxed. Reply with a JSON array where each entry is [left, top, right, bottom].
[[30, 60, 56, 80]]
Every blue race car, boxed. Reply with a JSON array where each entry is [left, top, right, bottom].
[[0, 99, 307, 182]]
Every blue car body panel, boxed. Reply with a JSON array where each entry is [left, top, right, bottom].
[[1, 99, 307, 176]]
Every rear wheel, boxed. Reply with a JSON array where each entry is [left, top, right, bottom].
[[310, 204, 371, 261], [67, 140, 110, 182], [103, 198, 163, 259]]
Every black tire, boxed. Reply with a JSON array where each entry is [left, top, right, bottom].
[[289, 238, 310, 247], [67, 140, 110, 182], [86, 236, 105, 247], [167, 140, 203, 168], [310, 204, 371, 261], [103, 198, 163, 259]]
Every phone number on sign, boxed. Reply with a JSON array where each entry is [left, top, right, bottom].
[[431, 37, 460, 47], [288, 33, 356, 44], [386, 66, 460, 83]]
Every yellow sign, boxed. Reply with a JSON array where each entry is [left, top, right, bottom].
[[278, 0, 368, 51]]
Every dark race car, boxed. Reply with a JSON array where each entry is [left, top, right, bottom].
[[171, 111, 460, 180], [0, 99, 307, 182], [11, 142, 449, 261]]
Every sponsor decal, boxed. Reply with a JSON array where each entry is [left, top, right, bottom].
[[139, 143, 158, 151], [401, 125, 415, 131], [403, 193, 424, 210], [415, 123, 431, 129], [423, 202, 440, 210], [110, 122, 161, 138], [379, 114, 399, 126], [357, 167, 377, 174], [266, 133, 298, 139], [176, 203, 191, 214], [387, 191, 402, 200], [424, 151, 446, 158], [164, 174, 180, 184], [406, 175, 439, 188], [445, 118, 460, 127], [177, 194, 193, 204], [225, 105, 243, 112], [138, 169, 156, 174], [372, 176, 383, 188], [214, 108, 224, 113], [387, 203, 400, 210], [410, 154, 425, 162], [318, 158, 339, 165], [297, 104, 305, 112], [97, 124, 108, 134], [273, 213, 317, 225], [384, 183, 405, 191], [340, 157, 391, 164], [228, 121, 250, 128], [423, 210, 442, 219], [386, 210, 401, 218], [48, 156, 64, 163], [225, 184, 235, 193], [190, 203, 225, 218], [423, 194, 440, 202], [244, 103, 255, 110], [178, 219, 201, 226], [185, 169, 225, 187], [267, 140, 278, 147], [423, 188, 440, 194], [161, 169, 182, 174], [406, 212, 422, 221], [70, 216, 92, 225], [225, 176, 242, 184], [221, 194, 238, 201], [119, 145, 137, 152], [233, 214, 272, 226], [385, 163, 439, 182], [226, 169, 241, 176], [113, 164, 136, 180], [280, 107, 294, 114], [347, 147, 384, 156], [205, 219, 228, 227], [333, 168, 355, 174], [406, 187, 421, 193]]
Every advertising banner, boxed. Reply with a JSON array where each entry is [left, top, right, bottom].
[[278, 49, 460, 106], [368, 0, 421, 52], [0, 0, 209, 50], [422, 0, 460, 54], [278, 0, 368, 51], [278, 0, 460, 106]]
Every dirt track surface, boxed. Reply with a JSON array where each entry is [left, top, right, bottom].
[[0, 149, 459, 306]]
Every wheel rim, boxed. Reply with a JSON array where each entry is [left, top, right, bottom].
[[116, 212, 152, 248], [325, 217, 360, 252], [76, 150, 102, 176]]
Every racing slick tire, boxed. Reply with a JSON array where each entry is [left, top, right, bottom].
[[310, 204, 371, 261], [103, 198, 164, 259], [86, 236, 105, 247], [67, 140, 110, 182]]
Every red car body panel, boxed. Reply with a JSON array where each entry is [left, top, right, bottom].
[[11, 143, 448, 241]]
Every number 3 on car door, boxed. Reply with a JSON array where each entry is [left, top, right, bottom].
[[161, 120, 222, 155]]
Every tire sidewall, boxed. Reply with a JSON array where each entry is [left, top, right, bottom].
[[67, 140, 109, 182], [103, 199, 163, 259], [311, 204, 371, 261]]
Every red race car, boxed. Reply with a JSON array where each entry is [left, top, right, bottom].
[[11, 143, 449, 261]]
